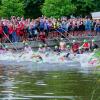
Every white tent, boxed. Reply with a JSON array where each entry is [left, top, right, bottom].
[[91, 12, 100, 19]]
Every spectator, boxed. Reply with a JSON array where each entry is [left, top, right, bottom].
[[0, 16, 99, 44], [0, 23, 3, 43]]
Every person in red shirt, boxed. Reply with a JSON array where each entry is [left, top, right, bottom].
[[71, 40, 80, 53], [8, 23, 13, 42], [20, 22, 24, 36], [82, 39, 90, 51], [16, 24, 20, 36], [16, 22, 24, 41]]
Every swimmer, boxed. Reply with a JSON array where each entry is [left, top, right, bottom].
[[0, 48, 5, 54], [31, 54, 43, 62], [66, 45, 71, 52], [54, 46, 61, 55], [38, 44, 45, 53], [77, 47, 83, 54], [71, 40, 79, 53], [59, 38, 66, 51], [24, 43, 33, 53], [19, 43, 32, 57], [41, 44, 51, 56], [0, 44, 5, 54], [3, 45, 11, 53], [82, 39, 90, 52], [63, 52, 70, 58], [90, 39, 98, 51], [43, 44, 51, 52]]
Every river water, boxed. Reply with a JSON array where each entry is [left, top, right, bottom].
[[0, 64, 100, 100]]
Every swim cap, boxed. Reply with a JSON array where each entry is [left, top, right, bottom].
[[73, 40, 76, 43], [25, 43, 28, 46], [79, 47, 82, 49], [94, 49, 96, 51], [23, 40, 25, 43], [92, 39, 95, 42], [55, 46, 58, 49], [44, 44, 47, 47], [67, 45, 70, 48], [83, 39, 87, 42], [5, 45, 8, 48], [39, 44, 42, 47], [60, 38, 63, 41]]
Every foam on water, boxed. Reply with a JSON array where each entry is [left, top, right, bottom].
[[76, 53, 94, 67], [0, 51, 96, 67]]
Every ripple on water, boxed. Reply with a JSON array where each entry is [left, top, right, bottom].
[[23, 95, 75, 99], [35, 80, 47, 86]]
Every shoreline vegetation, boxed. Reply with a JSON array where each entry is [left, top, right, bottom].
[[0, 0, 100, 18], [94, 49, 100, 67], [88, 49, 100, 68]]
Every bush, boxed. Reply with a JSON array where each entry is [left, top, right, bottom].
[[41, 0, 76, 18], [0, 0, 24, 18]]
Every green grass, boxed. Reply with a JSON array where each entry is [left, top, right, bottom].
[[94, 49, 100, 58]]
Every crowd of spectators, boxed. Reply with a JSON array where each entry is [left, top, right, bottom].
[[0, 16, 100, 43]]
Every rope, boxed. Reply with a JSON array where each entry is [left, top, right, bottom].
[[55, 29, 71, 42], [3, 31, 18, 52]]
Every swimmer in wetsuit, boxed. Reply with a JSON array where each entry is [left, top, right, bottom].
[[59, 52, 71, 61], [63, 52, 70, 58], [31, 54, 43, 62], [82, 39, 90, 52], [24, 43, 33, 53], [38, 44, 45, 53], [19, 43, 33, 57], [54, 46, 61, 55], [90, 39, 99, 51]]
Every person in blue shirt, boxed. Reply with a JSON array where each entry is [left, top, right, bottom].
[[39, 19, 44, 32], [84, 18, 92, 31]]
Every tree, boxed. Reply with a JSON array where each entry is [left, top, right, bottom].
[[0, 0, 24, 18], [94, 0, 100, 11], [23, 0, 44, 18], [71, 0, 96, 17], [41, 0, 76, 18]]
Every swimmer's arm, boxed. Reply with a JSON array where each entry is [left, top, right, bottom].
[[31, 54, 41, 58], [19, 52, 25, 57]]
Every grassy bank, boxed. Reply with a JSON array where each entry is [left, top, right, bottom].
[[94, 49, 100, 58]]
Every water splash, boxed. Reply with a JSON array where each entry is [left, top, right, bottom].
[[0, 51, 98, 67]]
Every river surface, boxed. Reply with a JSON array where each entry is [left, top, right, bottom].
[[0, 64, 100, 100]]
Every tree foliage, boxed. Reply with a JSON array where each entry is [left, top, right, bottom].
[[0, 0, 100, 18], [23, 0, 44, 18], [0, 0, 24, 18], [41, 0, 76, 18], [71, 0, 96, 16], [94, 0, 100, 11]]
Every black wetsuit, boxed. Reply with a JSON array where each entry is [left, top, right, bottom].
[[64, 53, 70, 58], [54, 48, 61, 53], [90, 44, 99, 51], [39, 56, 43, 61]]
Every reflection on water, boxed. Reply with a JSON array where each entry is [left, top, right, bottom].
[[0, 64, 100, 100]]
